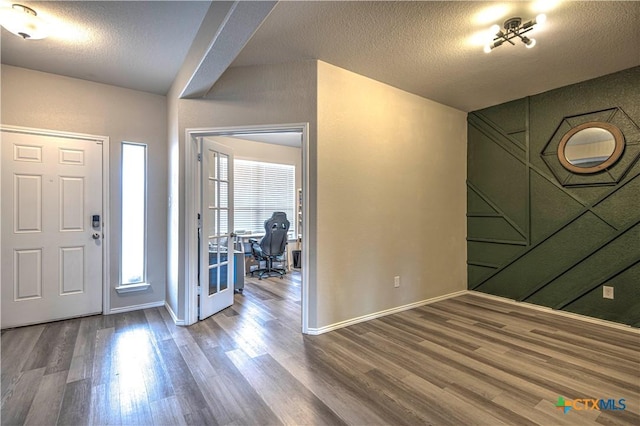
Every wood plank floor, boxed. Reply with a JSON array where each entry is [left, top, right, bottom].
[[2, 272, 639, 425]]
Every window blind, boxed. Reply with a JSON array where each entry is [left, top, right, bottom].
[[234, 159, 295, 236]]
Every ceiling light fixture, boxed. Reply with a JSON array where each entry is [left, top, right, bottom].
[[0, 3, 49, 40], [484, 14, 546, 53]]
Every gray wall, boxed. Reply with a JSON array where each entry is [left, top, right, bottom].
[[166, 61, 317, 321], [1, 65, 167, 309], [315, 62, 468, 329], [1, 65, 168, 311], [166, 60, 468, 331], [2, 59, 470, 328], [467, 66, 640, 326]]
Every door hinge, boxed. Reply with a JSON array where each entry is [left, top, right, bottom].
[[197, 153, 202, 161], [197, 286, 202, 295]]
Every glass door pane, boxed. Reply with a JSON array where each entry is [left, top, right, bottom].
[[200, 138, 234, 320], [206, 151, 231, 296]]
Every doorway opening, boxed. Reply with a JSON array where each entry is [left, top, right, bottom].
[[185, 124, 309, 333]]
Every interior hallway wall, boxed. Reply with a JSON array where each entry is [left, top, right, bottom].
[[315, 61, 468, 329], [166, 61, 318, 322], [167, 59, 468, 330], [1, 65, 168, 311]]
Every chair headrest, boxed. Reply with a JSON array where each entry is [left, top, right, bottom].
[[264, 212, 289, 232]]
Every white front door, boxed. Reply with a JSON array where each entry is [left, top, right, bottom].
[[199, 138, 234, 320], [1, 129, 103, 328]]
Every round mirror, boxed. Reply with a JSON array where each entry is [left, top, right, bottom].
[[557, 122, 624, 174]]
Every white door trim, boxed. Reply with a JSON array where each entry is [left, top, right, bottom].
[[0, 125, 110, 316], [184, 123, 310, 333]]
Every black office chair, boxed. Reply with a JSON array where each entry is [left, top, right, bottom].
[[249, 212, 290, 279]]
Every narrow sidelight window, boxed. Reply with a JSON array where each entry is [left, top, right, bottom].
[[121, 142, 147, 285]]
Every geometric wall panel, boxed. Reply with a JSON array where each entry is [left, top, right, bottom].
[[540, 107, 640, 187], [467, 190, 497, 215], [529, 170, 585, 243], [564, 263, 640, 326], [468, 264, 496, 289], [474, 98, 527, 140], [527, 222, 640, 307], [468, 124, 528, 232], [467, 241, 523, 267], [467, 217, 524, 242], [475, 212, 614, 300], [468, 66, 640, 327], [593, 173, 640, 230]]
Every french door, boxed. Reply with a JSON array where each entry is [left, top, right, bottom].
[[1, 129, 103, 328], [199, 138, 234, 320]]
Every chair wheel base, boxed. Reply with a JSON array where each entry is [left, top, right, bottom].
[[253, 269, 286, 280]]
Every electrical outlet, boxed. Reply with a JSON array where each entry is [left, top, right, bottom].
[[394, 276, 400, 288], [603, 286, 614, 299]]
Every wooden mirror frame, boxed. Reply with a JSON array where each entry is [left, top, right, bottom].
[[557, 121, 625, 174]]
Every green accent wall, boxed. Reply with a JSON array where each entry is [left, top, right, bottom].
[[467, 66, 640, 327]]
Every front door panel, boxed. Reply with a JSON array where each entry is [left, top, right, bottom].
[[1, 130, 103, 328]]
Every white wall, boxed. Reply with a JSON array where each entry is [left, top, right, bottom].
[[167, 75, 181, 319], [315, 61, 467, 328], [166, 61, 318, 320], [167, 59, 467, 329], [1, 65, 168, 311], [2, 60, 467, 327]]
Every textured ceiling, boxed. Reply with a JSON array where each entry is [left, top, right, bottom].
[[233, 1, 640, 111], [0, 1, 210, 94], [1, 1, 639, 111]]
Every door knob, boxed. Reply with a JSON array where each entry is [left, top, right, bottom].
[[92, 232, 101, 240]]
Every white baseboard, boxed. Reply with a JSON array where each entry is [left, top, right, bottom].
[[306, 290, 467, 335], [164, 301, 186, 326], [107, 300, 165, 315], [468, 290, 639, 333]]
